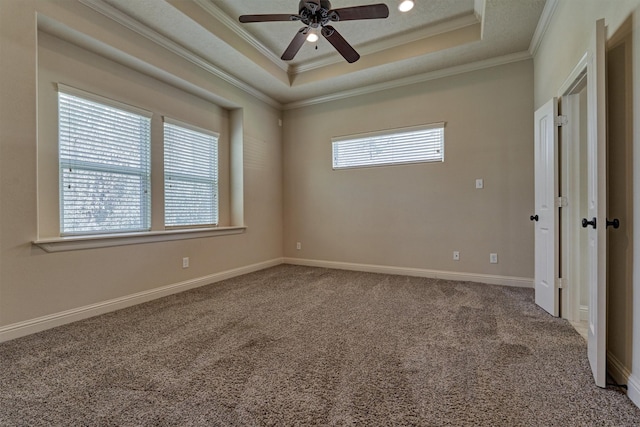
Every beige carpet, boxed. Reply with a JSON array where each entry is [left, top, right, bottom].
[[1, 265, 639, 426]]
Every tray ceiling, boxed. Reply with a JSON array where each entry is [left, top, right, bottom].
[[90, 0, 548, 107]]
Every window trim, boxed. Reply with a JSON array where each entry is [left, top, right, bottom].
[[332, 122, 445, 170], [33, 226, 247, 253]]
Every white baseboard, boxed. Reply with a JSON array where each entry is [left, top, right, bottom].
[[628, 373, 640, 409], [579, 305, 589, 322], [604, 350, 640, 410], [607, 350, 631, 387], [283, 257, 534, 288], [0, 258, 284, 343]]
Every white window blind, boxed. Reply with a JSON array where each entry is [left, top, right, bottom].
[[164, 119, 219, 227], [58, 88, 151, 235], [332, 123, 445, 169]]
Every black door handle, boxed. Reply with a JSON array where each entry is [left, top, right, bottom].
[[607, 218, 620, 229], [582, 217, 597, 229], [530, 215, 539, 222]]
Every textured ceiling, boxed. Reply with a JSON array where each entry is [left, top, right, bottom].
[[98, 0, 547, 106]]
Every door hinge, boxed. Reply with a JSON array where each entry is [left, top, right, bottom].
[[555, 115, 568, 126], [555, 196, 568, 208], [556, 278, 564, 289]]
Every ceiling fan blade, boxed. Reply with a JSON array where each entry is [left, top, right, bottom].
[[281, 27, 308, 61], [329, 4, 389, 21], [321, 26, 360, 63], [239, 14, 299, 23]]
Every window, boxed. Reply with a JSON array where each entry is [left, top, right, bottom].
[[332, 122, 445, 169], [164, 119, 219, 227], [58, 87, 151, 235]]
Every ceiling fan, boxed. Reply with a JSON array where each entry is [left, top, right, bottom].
[[239, 0, 390, 63]]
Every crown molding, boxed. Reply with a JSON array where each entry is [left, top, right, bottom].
[[290, 13, 480, 75], [283, 51, 532, 110], [77, 0, 281, 108], [529, 0, 559, 56], [194, 0, 288, 73]]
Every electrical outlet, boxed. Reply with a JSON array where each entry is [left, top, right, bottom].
[[296, 242, 301, 250], [490, 253, 498, 264], [475, 179, 484, 189], [453, 251, 460, 261], [182, 257, 189, 268]]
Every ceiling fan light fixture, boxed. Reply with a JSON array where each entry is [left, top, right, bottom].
[[398, 0, 414, 12], [306, 30, 319, 43]]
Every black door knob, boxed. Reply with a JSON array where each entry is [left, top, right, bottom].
[[530, 215, 539, 222], [607, 218, 620, 229], [582, 217, 597, 229]]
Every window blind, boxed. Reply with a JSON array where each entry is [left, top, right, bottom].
[[58, 90, 151, 235], [332, 123, 445, 169], [164, 120, 219, 227]]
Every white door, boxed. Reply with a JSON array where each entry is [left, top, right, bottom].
[[533, 98, 559, 316], [585, 19, 607, 388]]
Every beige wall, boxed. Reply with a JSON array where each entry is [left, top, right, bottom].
[[534, 0, 640, 109], [37, 32, 232, 236], [534, 0, 640, 406], [0, 0, 283, 329], [283, 60, 534, 280]]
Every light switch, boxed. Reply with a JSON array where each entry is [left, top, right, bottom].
[[475, 179, 484, 189]]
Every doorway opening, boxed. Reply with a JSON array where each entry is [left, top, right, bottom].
[[559, 75, 588, 335], [604, 20, 633, 388]]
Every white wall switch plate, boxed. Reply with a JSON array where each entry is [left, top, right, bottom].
[[182, 257, 189, 268], [296, 242, 301, 250], [475, 179, 484, 189], [490, 253, 498, 264], [453, 251, 460, 261]]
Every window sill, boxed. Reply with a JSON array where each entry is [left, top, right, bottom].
[[33, 226, 247, 253]]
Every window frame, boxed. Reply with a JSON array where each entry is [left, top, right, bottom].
[[57, 84, 152, 236], [163, 117, 220, 229], [331, 122, 445, 170]]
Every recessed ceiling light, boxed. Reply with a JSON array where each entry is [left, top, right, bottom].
[[398, 0, 414, 12]]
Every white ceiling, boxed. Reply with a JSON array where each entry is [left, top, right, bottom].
[[95, 0, 548, 107]]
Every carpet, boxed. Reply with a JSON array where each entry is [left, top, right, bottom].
[[1, 265, 639, 426]]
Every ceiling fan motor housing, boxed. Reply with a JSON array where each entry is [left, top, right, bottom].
[[298, 0, 333, 27]]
